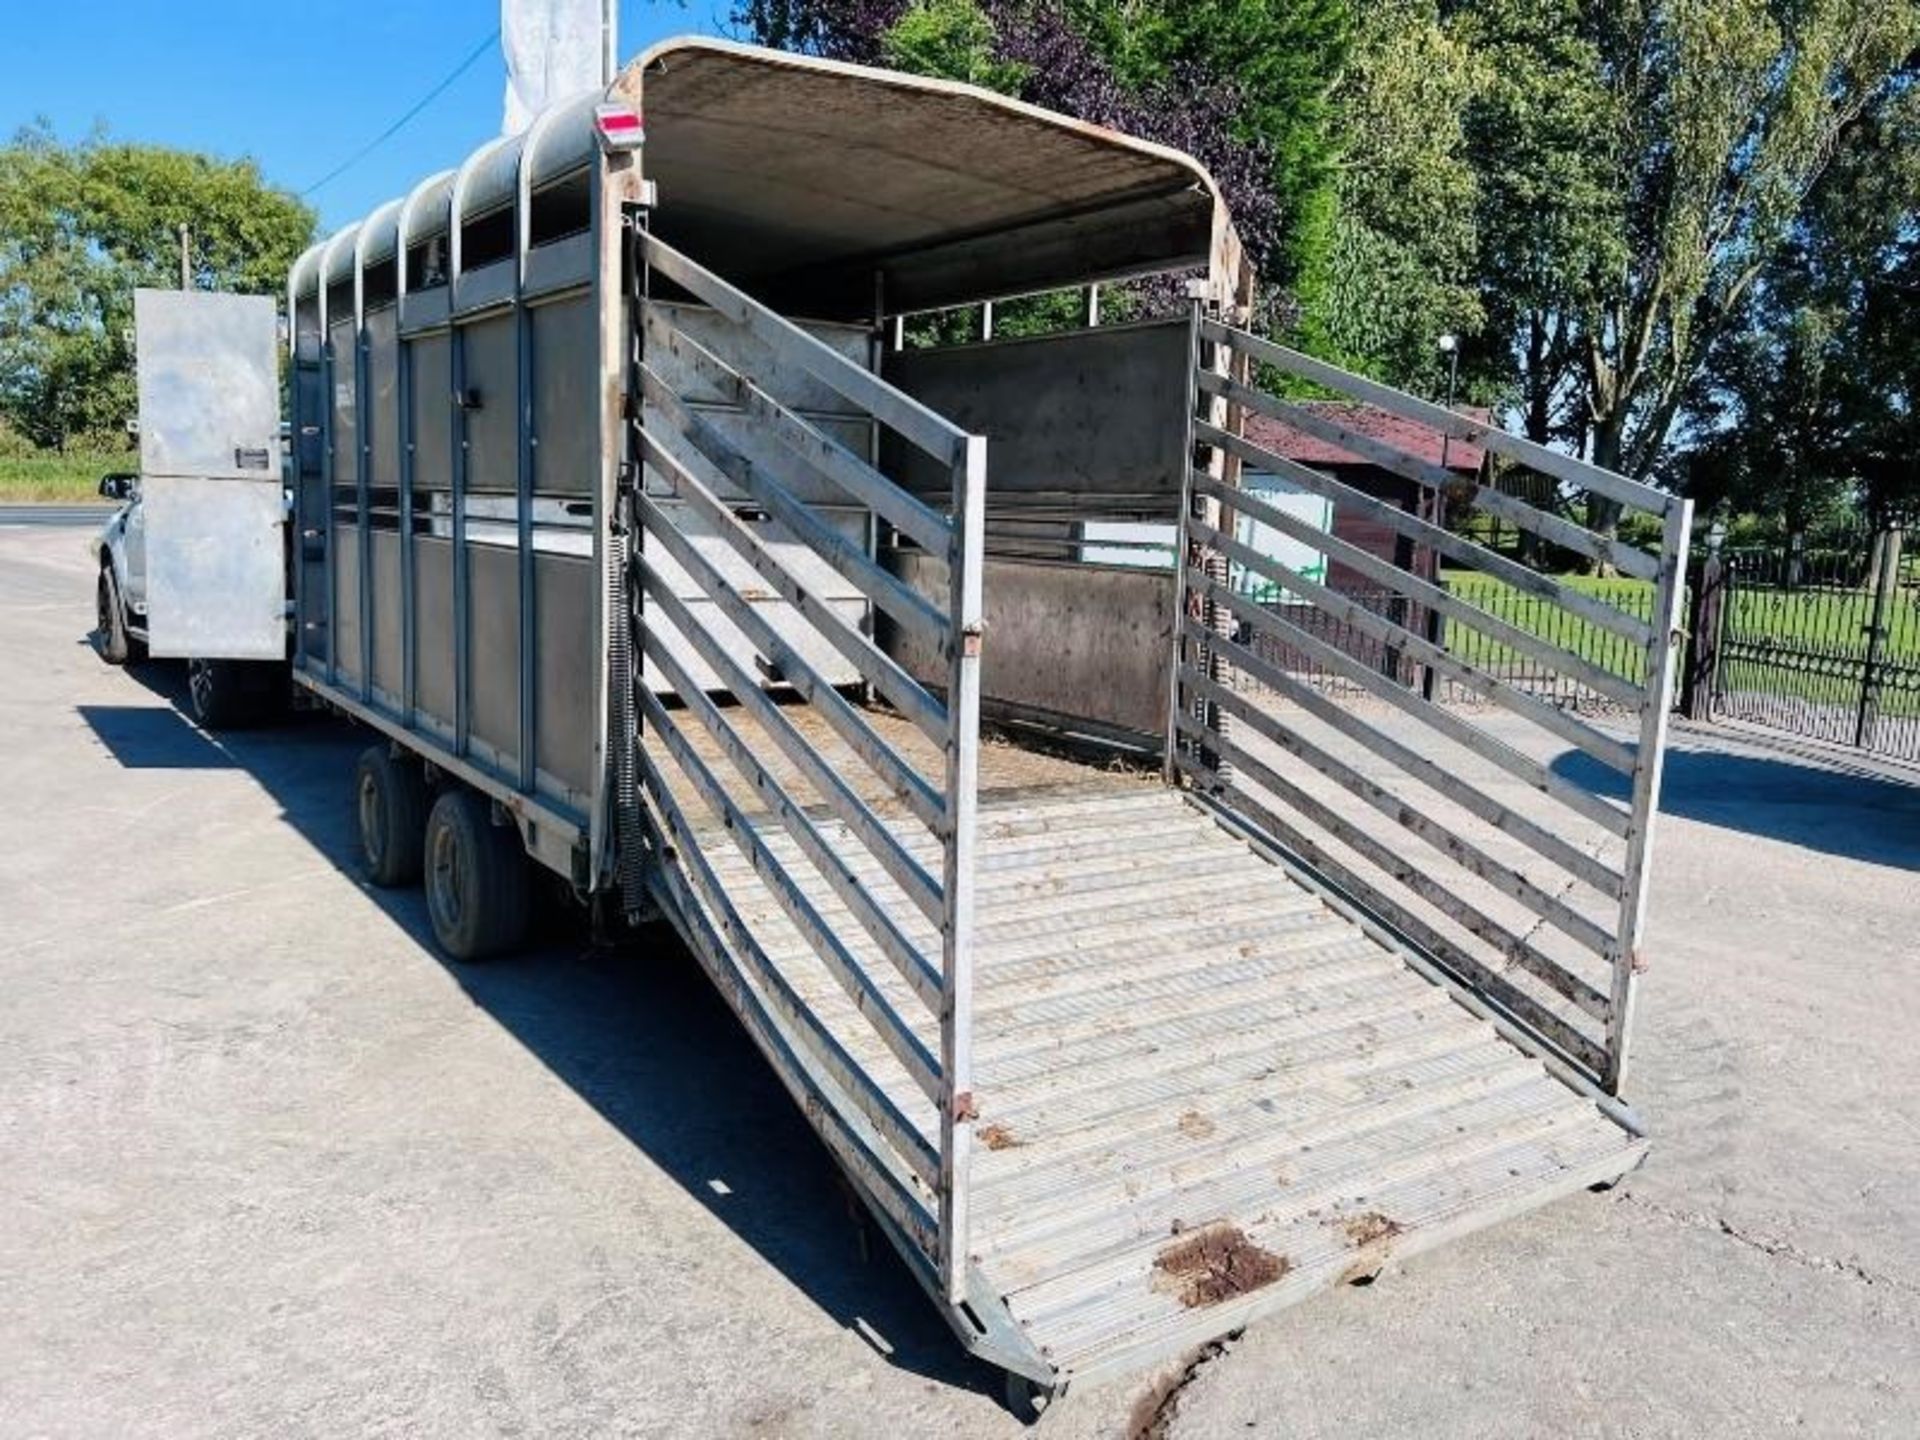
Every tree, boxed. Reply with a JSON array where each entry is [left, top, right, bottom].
[[1455, 0, 1623, 449], [0, 125, 314, 451], [1300, 0, 1483, 392], [1676, 70, 1920, 532], [1571, 0, 1919, 497]]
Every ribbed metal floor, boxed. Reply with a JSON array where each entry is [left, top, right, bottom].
[[688, 784, 1646, 1385]]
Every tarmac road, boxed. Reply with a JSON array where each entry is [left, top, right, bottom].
[[2, 518, 1916, 1438]]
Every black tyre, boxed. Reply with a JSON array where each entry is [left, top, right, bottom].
[[423, 788, 531, 961], [353, 745, 428, 887], [96, 566, 143, 665], [188, 658, 285, 730]]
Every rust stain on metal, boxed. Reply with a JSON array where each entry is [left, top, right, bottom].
[[978, 1123, 1022, 1151], [1151, 1222, 1288, 1308], [1176, 1109, 1216, 1140], [951, 1090, 978, 1122]]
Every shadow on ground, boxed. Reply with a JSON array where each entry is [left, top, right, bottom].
[[79, 657, 998, 1404], [1554, 731, 1920, 871]]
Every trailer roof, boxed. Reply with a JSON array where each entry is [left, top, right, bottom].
[[622, 37, 1233, 316], [293, 38, 1239, 320]]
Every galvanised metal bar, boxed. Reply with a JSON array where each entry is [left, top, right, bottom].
[[642, 309, 953, 556], [1192, 471, 1646, 707], [1182, 558, 1631, 839], [397, 323, 418, 725], [1171, 741, 1610, 1077], [1181, 648, 1617, 990], [638, 754, 945, 1230], [938, 432, 987, 1305], [639, 367, 952, 652], [636, 563, 948, 980], [1605, 496, 1693, 1094], [515, 284, 536, 793], [633, 550, 942, 926], [1196, 370, 1662, 583], [450, 325, 471, 758], [1195, 418, 1653, 648], [640, 232, 968, 469], [1183, 591, 1624, 897], [636, 426, 948, 744], [1199, 318, 1678, 521], [1188, 516, 1640, 776], [635, 486, 946, 833], [638, 683, 945, 1105], [354, 304, 374, 705], [1161, 305, 1203, 786], [320, 325, 338, 687]]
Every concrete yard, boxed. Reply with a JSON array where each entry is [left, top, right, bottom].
[[3, 517, 1917, 1438]]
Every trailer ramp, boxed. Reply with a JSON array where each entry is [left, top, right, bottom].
[[626, 233, 1681, 1394], [658, 777, 1644, 1385]]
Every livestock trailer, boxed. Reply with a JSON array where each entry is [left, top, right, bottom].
[[270, 37, 1693, 1411]]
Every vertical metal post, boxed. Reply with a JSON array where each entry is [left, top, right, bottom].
[[451, 326, 471, 758], [938, 432, 987, 1304], [1855, 525, 1901, 750], [516, 278, 537, 794], [356, 318, 374, 703], [1163, 302, 1203, 783], [980, 301, 995, 343], [1606, 496, 1694, 1094], [321, 328, 339, 687], [178, 223, 191, 291], [1680, 523, 1725, 721], [399, 336, 417, 724]]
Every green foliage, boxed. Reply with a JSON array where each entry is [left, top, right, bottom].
[[0, 124, 315, 452], [1676, 59, 1920, 528], [1570, 0, 1920, 481], [1062, 0, 1353, 295], [1297, 0, 1483, 392], [0, 445, 136, 503], [883, 0, 1029, 89]]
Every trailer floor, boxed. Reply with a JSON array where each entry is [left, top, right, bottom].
[[656, 732, 1647, 1385]]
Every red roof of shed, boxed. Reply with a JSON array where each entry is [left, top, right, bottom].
[[1244, 402, 1489, 474]]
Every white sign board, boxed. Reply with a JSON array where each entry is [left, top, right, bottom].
[[1234, 473, 1332, 600]]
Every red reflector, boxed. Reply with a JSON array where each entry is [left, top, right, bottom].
[[594, 105, 645, 149]]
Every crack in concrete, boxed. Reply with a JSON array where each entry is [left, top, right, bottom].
[[1620, 1192, 1919, 1295], [1128, 1336, 1233, 1440]]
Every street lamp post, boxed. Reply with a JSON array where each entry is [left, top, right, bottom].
[[1437, 333, 1460, 469]]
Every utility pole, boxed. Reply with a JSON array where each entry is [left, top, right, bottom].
[[601, 0, 617, 85], [178, 223, 191, 290]]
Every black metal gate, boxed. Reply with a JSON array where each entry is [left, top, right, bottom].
[[1706, 526, 1919, 761]]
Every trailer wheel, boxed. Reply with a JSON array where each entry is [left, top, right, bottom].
[[423, 788, 531, 961], [188, 658, 285, 730], [354, 745, 428, 887], [96, 566, 143, 665]]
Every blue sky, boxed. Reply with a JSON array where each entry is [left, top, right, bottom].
[[4, 1, 730, 234]]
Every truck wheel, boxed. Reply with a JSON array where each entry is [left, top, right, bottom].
[[354, 745, 427, 887], [423, 788, 531, 961], [96, 566, 143, 665], [188, 658, 284, 730]]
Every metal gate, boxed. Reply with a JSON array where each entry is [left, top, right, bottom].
[[1708, 527, 1919, 761], [1170, 316, 1693, 1095], [623, 226, 991, 1308]]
